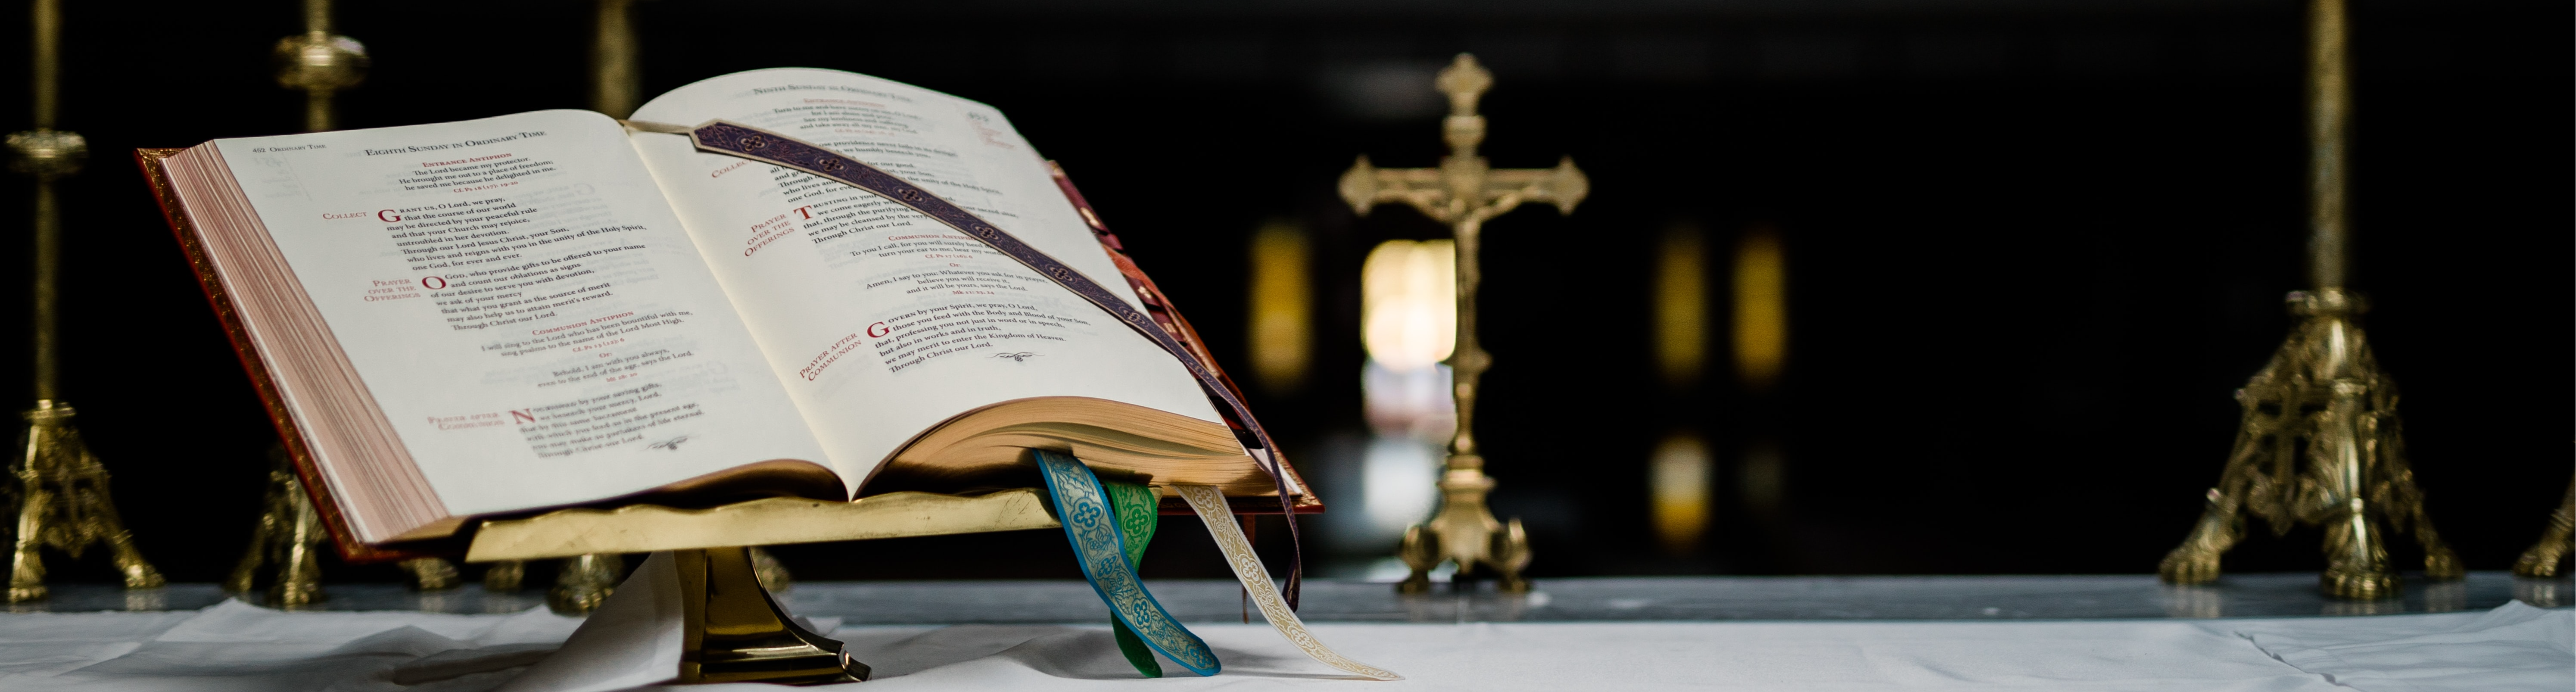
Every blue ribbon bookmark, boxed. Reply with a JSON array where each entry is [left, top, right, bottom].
[[1032, 450, 1220, 676]]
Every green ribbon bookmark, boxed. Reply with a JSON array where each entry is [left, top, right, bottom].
[[1032, 449, 1218, 677], [1103, 479, 1162, 677]]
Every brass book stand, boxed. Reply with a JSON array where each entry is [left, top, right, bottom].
[[2157, 0, 2459, 600], [1341, 54, 1584, 593], [463, 490, 1062, 685]]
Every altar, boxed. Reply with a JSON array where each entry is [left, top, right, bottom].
[[1, 574, 2565, 691]]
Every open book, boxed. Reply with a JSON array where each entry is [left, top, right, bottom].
[[140, 68, 1306, 554]]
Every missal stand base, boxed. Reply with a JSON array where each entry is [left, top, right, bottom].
[[673, 547, 866, 685], [466, 492, 1061, 688]]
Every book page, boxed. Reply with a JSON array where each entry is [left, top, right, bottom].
[[629, 69, 1227, 491], [209, 110, 829, 517]]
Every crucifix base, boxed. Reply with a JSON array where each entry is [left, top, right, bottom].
[[672, 547, 866, 685], [1395, 456, 1531, 594]]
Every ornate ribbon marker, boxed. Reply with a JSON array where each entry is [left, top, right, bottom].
[[1035, 450, 1218, 677], [647, 119, 1307, 607], [1102, 478, 1163, 677], [1177, 484, 1401, 680]]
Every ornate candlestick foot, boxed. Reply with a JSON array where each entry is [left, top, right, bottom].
[[2511, 480, 2574, 578], [399, 557, 461, 591], [231, 446, 329, 606], [548, 552, 623, 614], [482, 560, 526, 592], [2158, 290, 2460, 599], [7, 401, 164, 602]]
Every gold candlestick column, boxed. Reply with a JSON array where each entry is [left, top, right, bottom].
[[1343, 55, 1586, 593], [275, 0, 367, 133], [3, 0, 166, 603], [235, 0, 463, 604], [2156, 0, 2460, 600]]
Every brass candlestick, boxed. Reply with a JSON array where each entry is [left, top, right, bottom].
[[1342, 54, 1585, 593], [273, 0, 367, 133], [2511, 480, 2573, 578], [2157, 0, 2461, 600], [234, 0, 465, 603], [227, 447, 327, 605], [4, 0, 165, 603]]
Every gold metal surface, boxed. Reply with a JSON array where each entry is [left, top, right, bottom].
[[481, 559, 526, 592], [398, 556, 461, 591], [548, 552, 622, 615], [2158, 291, 2461, 598], [3, 10, 160, 602], [1345, 54, 1580, 593], [2512, 480, 2573, 578], [274, 0, 366, 133], [228, 447, 326, 606], [2305, 0, 2349, 290], [590, 0, 640, 119], [2156, 0, 2456, 601], [675, 547, 867, 685], [464, 490, 1060, 562], [6, 402, 162, 602]]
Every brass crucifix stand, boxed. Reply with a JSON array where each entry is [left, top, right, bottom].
[[1341, 54, 1586, 593], [2157, 0, 2461, 600]]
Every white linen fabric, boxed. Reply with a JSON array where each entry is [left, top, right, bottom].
[[0, 594, 2562, 692]]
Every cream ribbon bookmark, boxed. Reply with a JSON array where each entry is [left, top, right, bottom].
[[1176, 484, 1402, 680]]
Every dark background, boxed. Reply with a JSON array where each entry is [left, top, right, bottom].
[[0, 0, 2564, 584]]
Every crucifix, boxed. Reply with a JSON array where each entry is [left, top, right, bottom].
[[1339, 53, 1586, 593], [2155, 0, 2460, 600]]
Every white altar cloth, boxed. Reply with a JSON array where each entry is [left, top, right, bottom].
[[0, 598, 2563, 692]]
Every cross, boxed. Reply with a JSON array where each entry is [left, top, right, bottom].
[[1339, 53, 1587, 593]]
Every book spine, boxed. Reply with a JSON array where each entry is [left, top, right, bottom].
[[134, 148, 429, 564], [1043, 162, 1321, 517]]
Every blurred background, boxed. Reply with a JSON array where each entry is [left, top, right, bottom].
[[0, 0, 2565, 585]]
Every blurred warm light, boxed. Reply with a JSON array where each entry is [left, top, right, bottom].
[[1362, 436, 1443, 542], [1246, 220, 1312, 394], [1651, 432, 1712, 555], [1363, 360, 1454, 441], [1361, 239, 1455, 372], [1654, 225, 1706, 390], [1733, 227, 1787, 391]]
